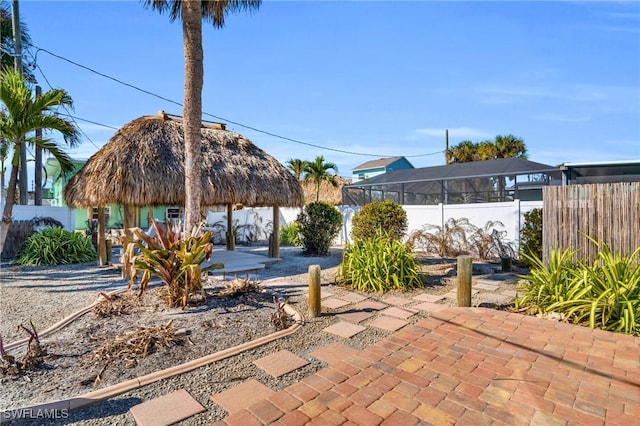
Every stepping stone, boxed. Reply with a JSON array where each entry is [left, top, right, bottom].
[[412, 294, 446, 303], [381, 306, 416, 320], [444, 291, 458, 299], [382, 296, 413, 306], [501, 290, 518, 298], [321, 291, 334, 299], [322, 298, 351, 309], [340, 292, 368, 303], [352, 300, 388, 311], [211, 379, 275, 414], [130, 389, 205, 426], [254, 350, 310, 378], [311, 342, 359, 364], [368, 316, 408, 332], [413, 302, 451, 313], [323, 321, 367, 338], [337, 309, 375, 323]]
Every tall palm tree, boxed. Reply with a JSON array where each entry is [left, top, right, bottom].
[[286, 158, 307, 180], [494, 134, 528, 159], [0, 67, 79, 253], [144, 0, 260, 236], [446, 140, 480, 163], [303, 155, 339, 202]]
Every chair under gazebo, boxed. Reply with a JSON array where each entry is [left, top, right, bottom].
[[64, 112, 304, 265]]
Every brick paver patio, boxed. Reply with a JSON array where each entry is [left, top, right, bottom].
[[213, 307, 640, 425]]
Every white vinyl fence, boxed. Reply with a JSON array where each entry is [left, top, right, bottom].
[[0, 203, 75, 230], [226, 200, 542, 253]]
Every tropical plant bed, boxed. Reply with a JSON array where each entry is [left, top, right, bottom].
[[0, 249, 529, 417], [0, 283, 286, 409]]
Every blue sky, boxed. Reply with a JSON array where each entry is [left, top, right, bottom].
[[13, 0, 640, 179]]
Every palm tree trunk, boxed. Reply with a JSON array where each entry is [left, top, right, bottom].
[[316, 181, 320, 202], [0, 163, 19, 254], [182, 0, 203, 237]]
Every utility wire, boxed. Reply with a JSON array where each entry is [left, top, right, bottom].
[[33, 46, 444, 159], [34, 62, 102, 150]]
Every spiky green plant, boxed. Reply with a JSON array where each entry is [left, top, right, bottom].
[[279, 221, 301, 247], [17, 227, 96, 265], [516, 238, 640, 335], [121, 219, 222, 309], [337, 232, 422, 293]]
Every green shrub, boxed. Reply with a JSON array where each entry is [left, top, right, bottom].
[[297, 201, 342, 256], [351, 200, 407, 242], [279, 221, 301, 247], [520, 208, 542, 265], [337, 232, 422, 293], [17, 227, 96, 265], [121, 219, 222, 309], [516, 238, 640, 335]]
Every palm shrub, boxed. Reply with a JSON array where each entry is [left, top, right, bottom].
[[17, 227, 96, 265], [279, 221, 301, 247], [297, 201, 342, 256], [516, 238, 640, 335], [351, 199, 407, 242], [121, 219, 222, 309], [406, 217, 475, 257], [337, 232, 422, 293], [520, 208, 542, 265]]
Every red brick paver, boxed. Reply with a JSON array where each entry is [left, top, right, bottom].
[[217, 308, 640, 425]]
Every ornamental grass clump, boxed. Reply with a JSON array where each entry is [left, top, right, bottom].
[[516, 237, 640, 335], [121, 219, 222, 309], [337, 232, 422, 293], [17, 227, 96, 265]]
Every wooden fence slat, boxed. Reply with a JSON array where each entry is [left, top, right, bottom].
[[543, 183, 640, 264]]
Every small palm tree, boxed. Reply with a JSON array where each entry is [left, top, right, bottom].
[[0, 67, 80, 253], [303, 155, 339, 202], [286, 158, 307, 180]]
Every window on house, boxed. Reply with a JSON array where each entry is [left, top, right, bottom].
[[91, 207, 110, 220], [358, 173, 365, 180], [166, 207, 182, 220]]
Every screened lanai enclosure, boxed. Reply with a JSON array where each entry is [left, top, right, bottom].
[[342, 158, 561, 206]]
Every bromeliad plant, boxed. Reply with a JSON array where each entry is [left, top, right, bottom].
[[516, 237, 640, 335], [337, 232, 422, 293], [121, 219, 222, 309]]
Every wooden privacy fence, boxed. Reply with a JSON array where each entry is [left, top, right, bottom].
[[1, 221, 35, 260], [543, 182, 640, 263]]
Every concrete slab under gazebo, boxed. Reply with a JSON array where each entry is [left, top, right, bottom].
[[63, 112, 304, 265]]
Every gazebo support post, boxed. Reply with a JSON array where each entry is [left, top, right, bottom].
[[270, 206, 280, 258], [97, 206, 108, 266], [226, 204, 235, 251]]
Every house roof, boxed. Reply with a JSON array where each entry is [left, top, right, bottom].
[[352, 156, 409, 172], [347, 158, 560, 187]]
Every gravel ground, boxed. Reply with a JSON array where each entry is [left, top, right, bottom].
[[0, 245, 521, 425]]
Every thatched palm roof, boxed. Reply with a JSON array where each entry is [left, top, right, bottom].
[[64, 113, 304, 208], [302, 176, 351, 205]]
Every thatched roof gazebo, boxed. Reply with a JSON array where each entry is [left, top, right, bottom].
[[64, 112, 304, 264]]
